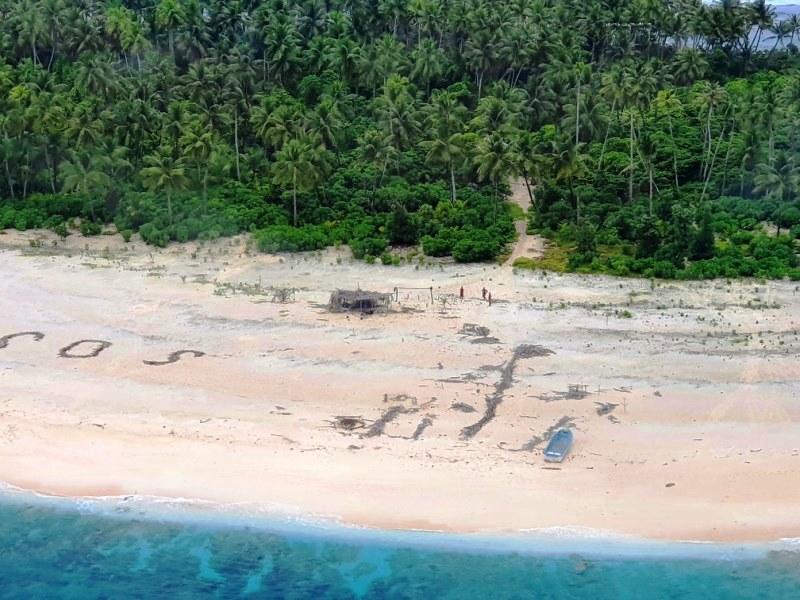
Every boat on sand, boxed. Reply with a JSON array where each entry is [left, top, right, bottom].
[[544, 429, 573, 463]]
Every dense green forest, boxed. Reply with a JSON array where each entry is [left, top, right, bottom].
[[0, 0, 799, 277]]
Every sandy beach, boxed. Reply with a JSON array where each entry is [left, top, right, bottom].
[[1, 229, 799, 543]]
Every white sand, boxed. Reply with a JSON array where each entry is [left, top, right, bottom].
[[1, 229, 799, 542]]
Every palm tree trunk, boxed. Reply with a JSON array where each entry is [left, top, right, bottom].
[[668, 113, 679, 189], [648, 167, 654, 216], [3, 159, 14, 200], [449, 161, 456, 204], [234, 109, 241, 181], [493, 180, 497, 224], [22, 149, 30, 198], [629, 111, 635, 203], [522, 173, 534, 207], [203, 166, 208, 208], [702, 107, 712, 180], [740, 167, 746, 197], [512, 67, 523, 87], [597, 99, 616, 170], [292, 171, 297, 227], [47, 39, 56, 71], [769, 125, 774, 166], [721, 130, 734, 194], [167, 190, 173, 225], [379, 158, 388, 188], [700, 123, 727, 204], [575, 81, 580, 146], [44, 145, 56, 193]]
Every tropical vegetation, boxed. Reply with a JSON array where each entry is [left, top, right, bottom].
[[0, 0, 799, 277]]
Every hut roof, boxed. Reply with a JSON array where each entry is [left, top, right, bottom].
[[331, 289, 392, 303], [329, 289, 393, 313]]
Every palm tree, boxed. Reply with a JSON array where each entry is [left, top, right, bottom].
[[420, 130, 464, 204], [474, 132, 515, 222], [695, 82, 728, 183], [358, 128, 397, 199], [672, 48, 708, 85], [637, 129, 659, 216], [617, 61, 658, 203], [767, 19, 793, 60], [598, 62, 626, 170], [747, 0, 776, 61], [272, 137, 317, 227], [139, 148, 187, 224], [378, 0, 408, 36], [222, 64, 249, 181], [64, 105, 103, 149], [754, 152, 798, 205], [571, 62, 591, 146], [105, 5, 136, 65], [251, 100, 300, 155], [306, 98, 343, 161], [180, 124, 214, 204], [552, 139, 587, 222], [41, 0, 68, 70], [738, 126, 760, 197], [12, 2, 46, 65], [463, 30, 496, 100], [59, 150, 111, 220], [512, 130, 549, 209], [73, 55, 120, 100], [375, 75, 420, 165], [155, 0, 187, 62], [652, 90, 683, 189], [121, 21, 152, 70], [410, 39, 446, 95], [420, 89, 467, 202], [263, 14, 301, 84]]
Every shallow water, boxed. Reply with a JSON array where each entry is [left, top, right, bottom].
[[0, 497, 799, 599]]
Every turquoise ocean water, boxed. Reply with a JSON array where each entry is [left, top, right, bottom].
[[0, 491, 799, 599]]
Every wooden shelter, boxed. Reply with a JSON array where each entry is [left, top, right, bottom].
[[329, 289, 392, 314]]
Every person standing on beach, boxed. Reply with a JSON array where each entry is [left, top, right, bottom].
[[460, 286, 464, 299], [482, 287, 487, 300], [488, 292, 492, 306]]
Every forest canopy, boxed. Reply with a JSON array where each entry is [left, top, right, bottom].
[[0, 0, 799, 278]]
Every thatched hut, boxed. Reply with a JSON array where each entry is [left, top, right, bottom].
[[329, 289, 392, 314]]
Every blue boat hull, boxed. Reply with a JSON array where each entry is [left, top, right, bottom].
[[543, 429, 573, 462]]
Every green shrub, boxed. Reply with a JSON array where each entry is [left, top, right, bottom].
[[51, 222, 69, 238], [255, 224, 330, 253], [80, 221, 102, 236], [351, 236, 388, 259], [175, 224, 190, 243], [139, 223, 169, 247], [452, 229, 500, 262]]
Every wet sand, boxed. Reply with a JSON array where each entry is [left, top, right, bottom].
[[1, 229, 799, 542]]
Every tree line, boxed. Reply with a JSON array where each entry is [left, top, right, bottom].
[[0, 0, 798, 277]]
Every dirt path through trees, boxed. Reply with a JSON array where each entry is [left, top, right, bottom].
[[504, 178, 546, 266]]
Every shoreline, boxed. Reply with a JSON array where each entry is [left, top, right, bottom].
[[1, 481, 794, 561], [1, 232, 799, 551]]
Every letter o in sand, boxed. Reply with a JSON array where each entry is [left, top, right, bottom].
[[58, 340, 112, 359]]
